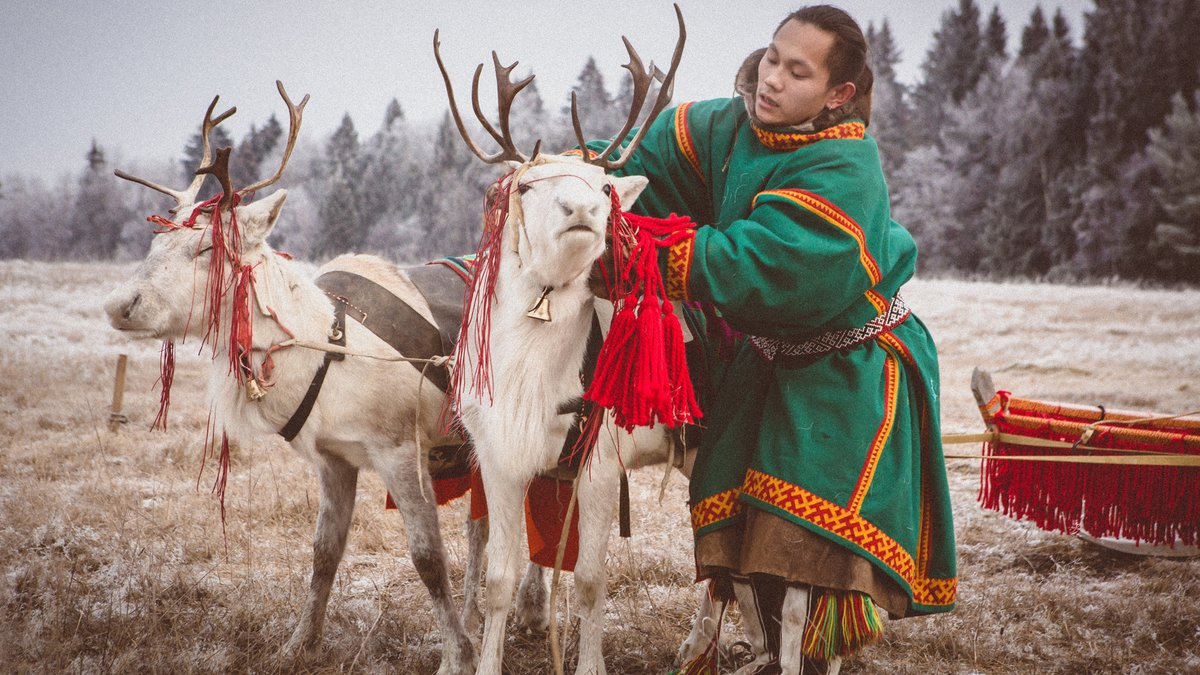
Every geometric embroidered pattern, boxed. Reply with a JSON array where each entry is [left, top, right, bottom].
[[674, 102, 705, 185], [666, 236, 695, 301], [749, 296, 910, 362], [751, 120, 866, 151], [754, 188, 882, 285], [740, 468, 956, 608], [690, 487, 744, 532]]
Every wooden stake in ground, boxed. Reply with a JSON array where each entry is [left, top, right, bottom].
[[108, 354, 128, 432]]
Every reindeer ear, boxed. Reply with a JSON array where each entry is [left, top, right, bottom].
[[611, 175, 649, 209], [238, 189, 288, 246]]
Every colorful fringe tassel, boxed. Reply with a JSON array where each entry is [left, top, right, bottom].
[[801, 590, 883, 661]]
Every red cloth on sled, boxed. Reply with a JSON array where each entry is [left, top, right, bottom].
[[979, 390, 1200, 546]]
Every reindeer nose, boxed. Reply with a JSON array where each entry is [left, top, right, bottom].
[[105, 291, 140, 325], [558, 199, 600, 218]]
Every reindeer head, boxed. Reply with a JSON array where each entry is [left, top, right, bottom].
[[105, 81, 308, 341], [434, 5, 684, 288]]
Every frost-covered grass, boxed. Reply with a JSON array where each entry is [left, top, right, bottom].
[[1, 261, 1198, 674]]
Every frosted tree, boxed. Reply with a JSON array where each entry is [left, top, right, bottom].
[[563, 57, 621, 144], [69, 142, 130, 260], [1070, 0, 1200, 277], [1018, 6, 1050, 58], [910, 0, 987, 147], [866, 19, 912, 177], [0, 175, 60, 259], [361, 99, 425, 259], [315, 114, 366, 259], [1146, 91, 1200, 281]]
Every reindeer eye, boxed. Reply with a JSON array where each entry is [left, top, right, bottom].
[[195, 245, 213, 258], [602, 184, 612, 196], [517, 183, 532, 195]]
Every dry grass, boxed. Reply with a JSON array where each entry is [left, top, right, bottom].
[[2, 260, 1198, 674]]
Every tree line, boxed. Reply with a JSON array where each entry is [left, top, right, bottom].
[[2, 0, 1198, 284]]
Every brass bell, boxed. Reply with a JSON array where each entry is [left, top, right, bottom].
[[245, 378, 266, 402], [526, 286, 553, 322]]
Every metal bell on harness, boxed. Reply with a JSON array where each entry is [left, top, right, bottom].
[[526, 287, 552, 322]]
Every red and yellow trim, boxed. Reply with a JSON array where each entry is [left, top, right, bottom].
[[665, 236, 695, 301], [674, 102, 705, 185], [864, 289, 888, 315], [690, 487, 744, 532], [751, 120, 865, 151], [847, 352, 900, 514], [876, 331, 916, 369], [740, 468, 956, 608], [754, 188, 882, 285]]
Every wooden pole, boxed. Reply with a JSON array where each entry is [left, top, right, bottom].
[[109, 354, 128, 432]]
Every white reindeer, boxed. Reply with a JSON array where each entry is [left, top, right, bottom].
[[433, 11, 709, 674], [104, 83, 478, 674]]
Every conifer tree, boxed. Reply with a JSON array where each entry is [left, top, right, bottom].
[[866, 19, 912, 177], [70, 141, 129, 259], [983, 6, 1008, 62], [911, 0, 987, 147], [315, 114, 365, 258], [1019, 6, 1050, 58], [1146, 91, 1200, 281]]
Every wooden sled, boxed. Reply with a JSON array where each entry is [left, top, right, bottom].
[[955, 368, 1200, 557]]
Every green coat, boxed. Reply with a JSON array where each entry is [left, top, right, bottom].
[[591, 97, 957, 616]]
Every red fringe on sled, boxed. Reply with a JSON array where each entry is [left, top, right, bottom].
[[978, 391, 1200, 546]]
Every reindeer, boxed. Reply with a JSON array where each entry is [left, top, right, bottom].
[[103, 82, 479, 674], [433, 9, 708, 673]]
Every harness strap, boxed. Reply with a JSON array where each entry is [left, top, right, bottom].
[[280, 301, 347, 442]]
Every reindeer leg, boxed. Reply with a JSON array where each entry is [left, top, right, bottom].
[[475, 460, 528, 675], [514, 561, 548, 633], [676, 581, 721, 665], [462, 514, 488, 635], [572, 459, 621, 675], [379, 444, 476, 675], [283, 452, 358, 656]]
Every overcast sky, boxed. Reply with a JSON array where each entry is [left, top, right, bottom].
[[2, 0, 1092, 182]]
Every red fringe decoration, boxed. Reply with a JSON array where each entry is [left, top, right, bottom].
[[229, 264, 256, 383], [447, 172, 514, 421], [585, 188, 701, 431], [152, 339, 175, 431], [979, 391, 1200, 546]]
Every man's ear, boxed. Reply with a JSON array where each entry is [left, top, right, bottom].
[[827, 82, 857, 110]]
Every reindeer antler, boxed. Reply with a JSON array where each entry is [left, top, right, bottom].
[[114, 96, 236, 212], [195, 146, 234, 211], [572, 3, 686, 171], [239, 80, 309, 196], [433, 30, 542, 164]]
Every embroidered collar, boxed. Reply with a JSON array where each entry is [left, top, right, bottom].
[[750, 118, 866, 151]]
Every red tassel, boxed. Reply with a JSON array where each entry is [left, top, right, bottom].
[[583, 190, 703, 431], [584, 297, 638, 409], [662, 301, 700, 424], [152, 339, 175, 431]]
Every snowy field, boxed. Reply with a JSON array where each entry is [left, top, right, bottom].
[[1, 260, 1198, 673]]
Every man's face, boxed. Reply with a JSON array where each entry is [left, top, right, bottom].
[[755, 19, 848, 127]]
